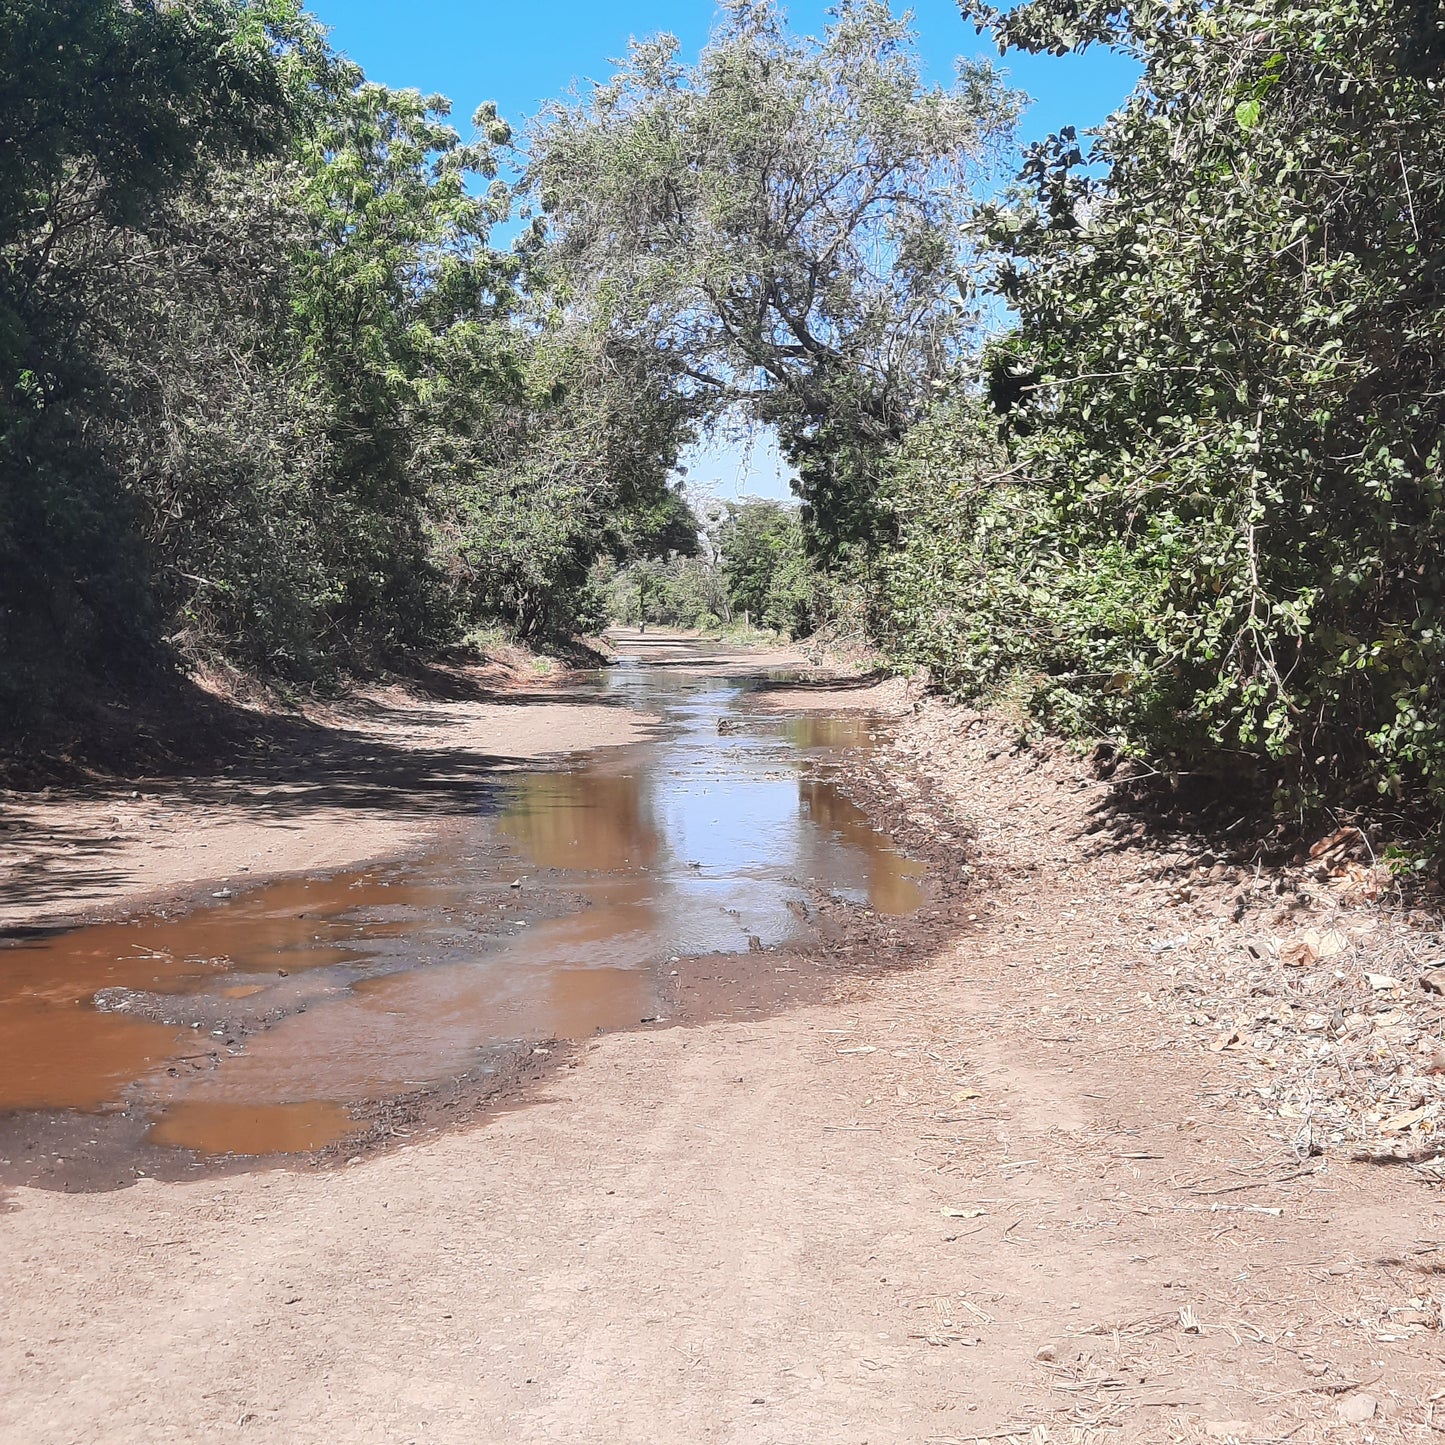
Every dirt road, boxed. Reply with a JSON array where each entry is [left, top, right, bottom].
[[2, 637, 1442, 1442]]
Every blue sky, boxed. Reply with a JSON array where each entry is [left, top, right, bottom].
[[308, 0, 1139, 500]]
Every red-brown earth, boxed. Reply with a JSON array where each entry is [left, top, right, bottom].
[[2, 631, 1443, 1443]]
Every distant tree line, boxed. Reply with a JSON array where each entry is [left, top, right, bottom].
[[599, 498, 828, 638]]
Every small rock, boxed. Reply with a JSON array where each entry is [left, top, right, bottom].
[[1034, 1344, 1056, 1361], [1420, 965, 1445, 995], [1336, 1394, 1377, 1424]]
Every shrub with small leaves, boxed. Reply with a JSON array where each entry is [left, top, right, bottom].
[[951, 0, 1445, 818]]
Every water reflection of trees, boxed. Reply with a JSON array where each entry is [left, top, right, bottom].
[[501, 769, 660, 871], [783, 716, 875, 751], [797, 777, 922, 916]]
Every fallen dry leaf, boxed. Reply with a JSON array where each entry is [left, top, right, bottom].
[[1281, 930, 1346, 967], [1280, 939, 1319, 969], [1310, 826, 1365, 862], [1381, 1106, 1429, 1134]]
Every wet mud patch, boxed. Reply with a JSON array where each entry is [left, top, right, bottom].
[[0, 651, 972, 1191]]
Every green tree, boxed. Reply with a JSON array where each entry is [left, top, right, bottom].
[[426, 326, 701, 642], [715, 500, 821, 637], [0, 0, 305, 704], [278, 75, 514, 661], [524, 0, 1018, 554]]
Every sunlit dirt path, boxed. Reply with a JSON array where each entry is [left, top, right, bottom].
[[3, 638, 1440, 1442]]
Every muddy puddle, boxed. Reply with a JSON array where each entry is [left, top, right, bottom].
[[0, 651, 924, 1178]]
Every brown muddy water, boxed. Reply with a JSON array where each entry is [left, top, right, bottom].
[[0, 656, 923, 1176]]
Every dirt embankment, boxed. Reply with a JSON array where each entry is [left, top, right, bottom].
[[4, 642, 1445, 1442]]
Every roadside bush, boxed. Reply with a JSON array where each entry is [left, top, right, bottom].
[[928, 0, 1445, 817]]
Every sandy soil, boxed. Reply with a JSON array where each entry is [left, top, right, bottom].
[[4, 640, 1444, 1442]]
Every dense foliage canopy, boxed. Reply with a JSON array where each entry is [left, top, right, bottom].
[[0, 0, 695, 724]]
